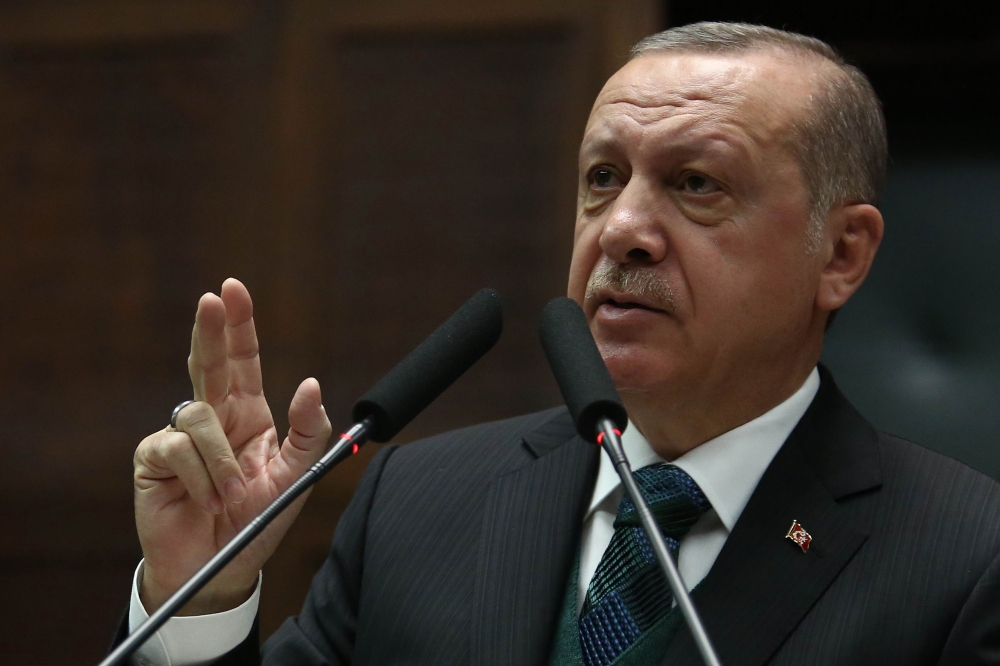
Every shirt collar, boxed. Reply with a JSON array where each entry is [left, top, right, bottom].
[[585, 367, 821, 532]]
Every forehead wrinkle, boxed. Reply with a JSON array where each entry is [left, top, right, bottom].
[[592, 80, 746, 127], [582, 102, 756, 169], [593, 57, 748, 112], [583, 52, 814, 167], [604, 99, 738, 130], [584, 90, 757, 166]]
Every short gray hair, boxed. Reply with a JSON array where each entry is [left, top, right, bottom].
[[632, 22, 887, 250]]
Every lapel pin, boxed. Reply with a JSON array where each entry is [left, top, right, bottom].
[[786, 520, 812, 553]]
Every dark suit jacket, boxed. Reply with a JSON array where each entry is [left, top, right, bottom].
[[117, 368, 1000, 664]]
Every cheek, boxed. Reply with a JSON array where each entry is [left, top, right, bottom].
[[566, 218, 604, 300], [689, 221, 814, 329]]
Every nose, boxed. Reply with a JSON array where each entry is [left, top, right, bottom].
[[598, 176, 669, 265]]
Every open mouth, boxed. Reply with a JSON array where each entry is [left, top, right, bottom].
[[604, 298, 659, 312]]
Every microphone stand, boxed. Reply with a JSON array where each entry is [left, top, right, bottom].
[[99, 417, 375, 666], [597, 418, 723, 666]]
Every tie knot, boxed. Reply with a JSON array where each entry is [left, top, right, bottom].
[[614, 464, 711, 538]]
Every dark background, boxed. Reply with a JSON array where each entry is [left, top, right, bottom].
[[1, 1, 997, 662]]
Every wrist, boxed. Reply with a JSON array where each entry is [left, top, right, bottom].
[[139, 563, 257, 616]]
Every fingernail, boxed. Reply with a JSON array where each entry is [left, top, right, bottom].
[[207, 493, 224, 514], [225, 477, 247, 504]]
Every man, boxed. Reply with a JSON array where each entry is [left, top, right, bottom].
[[118, 23, 1000, 665]]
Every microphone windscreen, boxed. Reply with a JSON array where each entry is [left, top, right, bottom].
[[539, 297, 627, 442], [352, 288, 503, 442]]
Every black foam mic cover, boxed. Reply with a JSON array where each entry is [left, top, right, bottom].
[[352, 288, 503, 442], [539, 297, 628, 442]]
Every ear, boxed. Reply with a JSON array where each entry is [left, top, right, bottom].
[[816, 203, 884, 312]]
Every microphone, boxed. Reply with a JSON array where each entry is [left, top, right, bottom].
[[354, 287, 503, 442], [538, 297, 722, 666], [538, 297, 627, 442], [102, 288, 503, 666]]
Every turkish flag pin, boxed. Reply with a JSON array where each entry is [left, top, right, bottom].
[[786, 520, 812, 553]]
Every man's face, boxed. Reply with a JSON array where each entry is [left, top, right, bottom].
[[568, 51, 827, 399]]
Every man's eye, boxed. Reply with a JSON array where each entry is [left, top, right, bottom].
[[683, 174, 719, 194], [591, 168, 619, 188]]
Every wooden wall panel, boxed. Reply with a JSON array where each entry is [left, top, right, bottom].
[[0, 5, 273, 661], [313, 30, 576, 427], [0, 1, 663, 661], [0, 41, 231, 498]]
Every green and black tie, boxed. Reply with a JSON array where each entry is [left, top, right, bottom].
[[578, 463, 710, 666]]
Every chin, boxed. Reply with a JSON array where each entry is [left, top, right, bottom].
[[599, 343, 679, 393]]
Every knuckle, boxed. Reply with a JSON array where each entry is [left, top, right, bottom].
[[178, 402, 215, 430], [160, 435, 191, 460], [133, 445, 148, 476], [135, 433, 155, 456], [134, 432, 164, 466], [170, 434, 204, 463], [208, 450, 237, 471]]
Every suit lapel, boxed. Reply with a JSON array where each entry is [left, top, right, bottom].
[[471, 410, 600, 666], [663, 367, 882, 666]]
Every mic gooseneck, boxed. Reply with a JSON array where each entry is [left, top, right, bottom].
[[538, 297, 722, 666], [102, 288, 504, 666]]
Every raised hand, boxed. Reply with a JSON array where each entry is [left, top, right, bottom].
[[133, 278, 333, 615]]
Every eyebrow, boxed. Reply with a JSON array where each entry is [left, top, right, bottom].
[[579, 134, 619, 161]]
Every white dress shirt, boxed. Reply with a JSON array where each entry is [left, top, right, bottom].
[[578, 368, 820, 611], [128, 562, 261, 666], [129, 368, 820, 665]]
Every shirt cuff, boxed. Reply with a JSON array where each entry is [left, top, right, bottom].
[[127, 560, 261, 666]]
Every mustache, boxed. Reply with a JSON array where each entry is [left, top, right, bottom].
[[585, 261, 676, 313]]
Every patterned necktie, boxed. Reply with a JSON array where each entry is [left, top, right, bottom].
[[578, 464, 711, 666]]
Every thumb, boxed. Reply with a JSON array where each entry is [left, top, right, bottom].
[[274, 378, 333, 482]]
